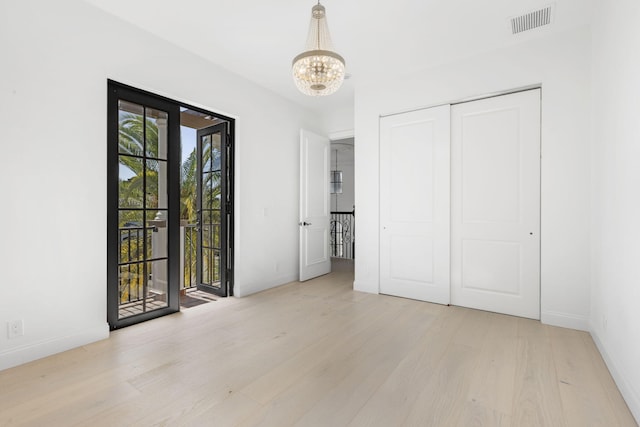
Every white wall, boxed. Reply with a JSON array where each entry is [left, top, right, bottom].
[[324, 103, 355, 137], [0, 0, 322, 370], [354, 27, 592, 331], [590, 0, 640, 421]]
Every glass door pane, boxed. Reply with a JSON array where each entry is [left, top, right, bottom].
[[108, 81, 181, 329], [196, 123, 228, 296], [108, 81, 233, 328], [117, 101, 170, 319]]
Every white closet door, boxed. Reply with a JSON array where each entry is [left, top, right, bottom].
[[380, 105, 450, 304], [450, 89, 541, 319]]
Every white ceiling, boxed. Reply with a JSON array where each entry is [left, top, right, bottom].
[[82, 0, 594, 115]]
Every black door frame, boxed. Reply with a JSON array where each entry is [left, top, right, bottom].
[[107, 80, 235, 329], [196, 123, 230, 297]]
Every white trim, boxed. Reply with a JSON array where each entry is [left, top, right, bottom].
[[234, 273, 299, 298], [379, 84, 542, 118], [541, 310, 589, 331], [353, 280, 376, 294], [590, 328, 640, 424], [107, 77, 239, 120], [0, 323, 109, 371], [329, 129, 354, 141]]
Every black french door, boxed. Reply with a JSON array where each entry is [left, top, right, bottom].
[[107, 82, 181, 329], [196, 124, 231, 297]]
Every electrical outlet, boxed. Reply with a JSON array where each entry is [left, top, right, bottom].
[[7, 319, 24, 339]]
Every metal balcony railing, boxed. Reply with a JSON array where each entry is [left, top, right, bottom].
[[118, 224, 148, 304], [117, 223, 200, 306], [331, 211, 355, 259], [182, 223, 197, 290], [181, 222, 222, 290]]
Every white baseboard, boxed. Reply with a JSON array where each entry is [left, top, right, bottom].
[[590, 328, 640, 424], [353, 280, 378, 294], [235, 273, 299, 297], [0, 323, 109, 371], [540, 310, 589, 331]]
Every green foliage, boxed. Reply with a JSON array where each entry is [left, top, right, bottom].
[[118, 112, 224, 299], [118, 113, 159, 218], [180, 149, 197, 222]]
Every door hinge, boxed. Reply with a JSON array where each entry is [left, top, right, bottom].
[[226, 133, 231, 147], [225, 201, 232, 212]]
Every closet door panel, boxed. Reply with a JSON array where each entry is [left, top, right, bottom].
[[379, 105, 450, 304]]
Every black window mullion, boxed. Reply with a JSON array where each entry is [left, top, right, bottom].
[[141, 106, 148, 313], [108, 79, 233, 328], [220, 126, 228, 292]]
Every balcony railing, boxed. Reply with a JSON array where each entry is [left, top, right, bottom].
[[331, 211, 355, 259], [182, 223, 197, 290], [118, 224, 149, 304], [182, 222, 223, 291], [117, 222, 223, 318], [117, 222, 205, 306]]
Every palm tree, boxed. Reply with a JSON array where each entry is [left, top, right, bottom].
[[118, 112, 159, 212], [180, 149, 197, 222], [118, 112, 160, 302], [180, 141, 223, 287], [118, 113, 225, 292], [180, 143, 222, 223], [119, 112, 222, 222]]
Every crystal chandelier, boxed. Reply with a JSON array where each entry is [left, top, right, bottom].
[[292, 2, 345, 96]]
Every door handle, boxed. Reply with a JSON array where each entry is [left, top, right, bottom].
[[299, 221, 312, 226]]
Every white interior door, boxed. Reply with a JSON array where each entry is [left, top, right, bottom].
[[379, 105, 451, 304], [450, 89, 541, 319], [299, 129, 331, 281]]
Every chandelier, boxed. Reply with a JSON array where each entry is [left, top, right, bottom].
[[292, 2, 345, 96]]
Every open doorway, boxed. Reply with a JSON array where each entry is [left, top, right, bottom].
[[178, 110, 233, 309], [298, 131, 355, 282], [107, 81, 234, 329], [330, 138, 354, 260]]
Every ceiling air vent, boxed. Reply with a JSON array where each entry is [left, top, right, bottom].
[[510, 5, 553, 34]]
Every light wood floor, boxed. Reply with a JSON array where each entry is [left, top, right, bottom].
[[0, 259, 636, 426]]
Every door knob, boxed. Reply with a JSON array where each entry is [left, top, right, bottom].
[[299, 221, 312, 226]]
